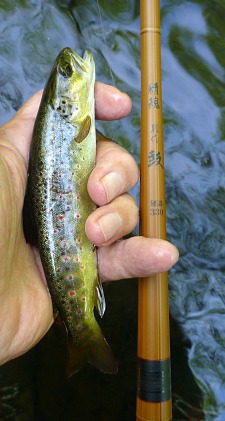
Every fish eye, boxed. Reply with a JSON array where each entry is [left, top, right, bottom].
[[58, 62, 73, 78]]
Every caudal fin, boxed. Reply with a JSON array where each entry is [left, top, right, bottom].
[[66, 326, 118, 378]]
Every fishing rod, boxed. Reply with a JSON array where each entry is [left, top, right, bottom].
[[136, 1, 172, 421]]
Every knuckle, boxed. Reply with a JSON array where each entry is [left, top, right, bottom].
[[121, 152, 139, 186], [96, 140, 139, 190], [116, 193, 139, 226]]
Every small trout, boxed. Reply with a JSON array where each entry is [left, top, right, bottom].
[[24, 47, 117, 376]]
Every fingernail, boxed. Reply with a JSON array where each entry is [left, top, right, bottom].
[[164, 244, 179, 267], [154, 242, 179, 271], [101, 172, 123, 203], [98, 212, 122, 242], [171, 246, 179, 264]]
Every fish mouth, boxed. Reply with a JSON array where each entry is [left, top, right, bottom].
[[56, 47, 93, 77]]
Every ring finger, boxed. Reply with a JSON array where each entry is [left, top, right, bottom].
[[85, 193, 138, 246]]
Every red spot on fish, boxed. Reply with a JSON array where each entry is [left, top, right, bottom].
[[70, 291, 75, 296], [54, 229, 57, 234], [64, 256, 69, 261], [56, 267, 61, 272], [59, 215, 64, 220], [65, 266, 70, 271], [66, 205, 71, 211], [66, 306, 71, 311], [79, 246, 83, 251], [76, 238, 81, 243], [59, 194, 63, 199], [82, 297, 86, 301], [59, 174, 62, 178], [68, 275, 73, 280], [76, 213, 80, 219], [77, 309, 81, 314], [76, 195, 80, 200], [75, 257, 80, 262], [72, 172, 74, 176], [63, 242, 67, 247], [54, 315, 62, 324]]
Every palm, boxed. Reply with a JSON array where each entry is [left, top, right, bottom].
[[0, 138, 53, 365]]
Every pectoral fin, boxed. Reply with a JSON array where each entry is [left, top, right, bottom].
[[75, 115, 91, 143], [23, 189, 38, 247]]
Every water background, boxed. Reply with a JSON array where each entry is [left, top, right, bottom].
[[1, 0, 225, 419]]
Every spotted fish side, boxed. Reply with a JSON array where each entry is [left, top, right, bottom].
[[24, 48, 117, 376]]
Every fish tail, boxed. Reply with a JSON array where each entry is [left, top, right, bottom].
[[66, 326, 118, 378]]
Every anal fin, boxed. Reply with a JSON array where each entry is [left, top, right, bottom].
[[95, 279, 106, 318]]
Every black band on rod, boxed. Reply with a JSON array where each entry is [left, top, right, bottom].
[[137, 358, 171, 403]]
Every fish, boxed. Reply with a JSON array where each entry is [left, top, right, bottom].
[[24, 47, 117, 376]]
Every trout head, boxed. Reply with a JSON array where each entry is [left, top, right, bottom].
[[44, 47, 95, 126]]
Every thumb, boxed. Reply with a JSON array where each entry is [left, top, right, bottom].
[[0, 90, 43, 167]]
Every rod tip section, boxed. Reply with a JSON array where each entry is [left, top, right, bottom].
[[140, 27, 161, 36], [140, 0, 161, 31]]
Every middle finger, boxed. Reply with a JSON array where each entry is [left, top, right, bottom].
[[87, 136, 139, 207]]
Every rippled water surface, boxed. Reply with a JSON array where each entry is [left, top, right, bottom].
[[1, 0, 225, 420]]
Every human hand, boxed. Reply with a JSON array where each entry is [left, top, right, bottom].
[[0, 82, 178, 365]]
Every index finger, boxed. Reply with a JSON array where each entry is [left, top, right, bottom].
[[95, 82, 132, 120]]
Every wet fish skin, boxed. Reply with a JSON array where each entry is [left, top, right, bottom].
[[25, 47, 117, 376]]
